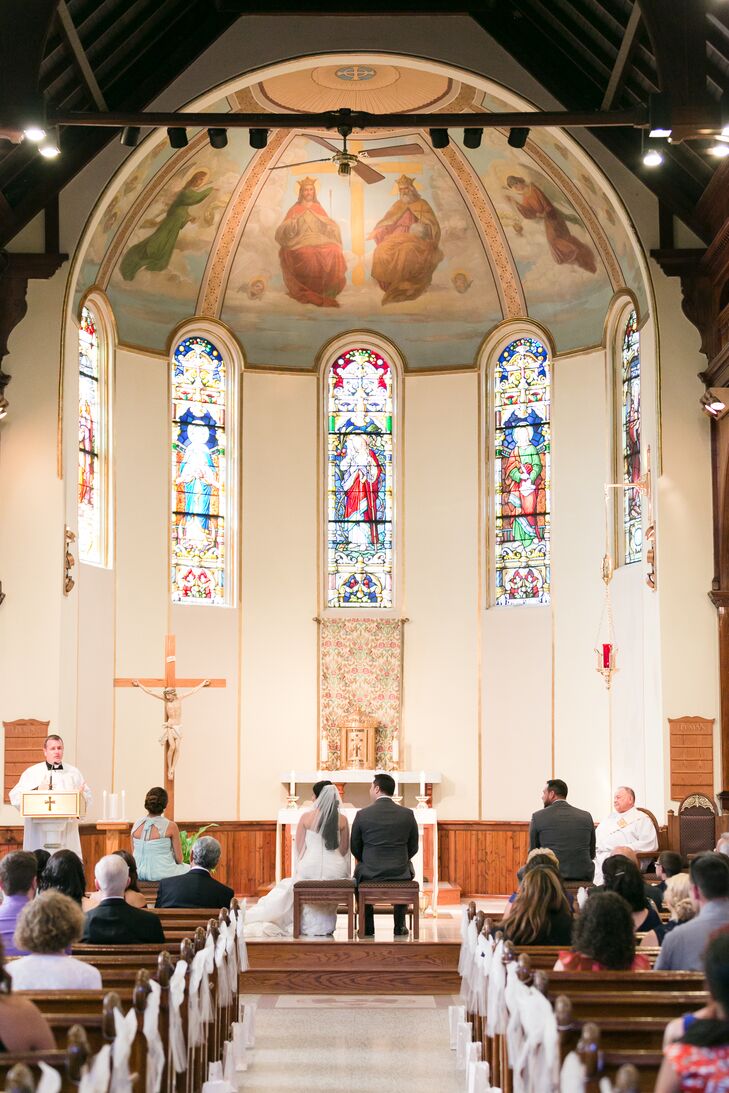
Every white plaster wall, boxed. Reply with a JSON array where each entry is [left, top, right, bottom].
[[240, 372, 318, 819], [0, 273, 67, 823], [402, 373, 479, 819]]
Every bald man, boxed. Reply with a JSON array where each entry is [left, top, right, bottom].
[[594, 786, 658, 884]]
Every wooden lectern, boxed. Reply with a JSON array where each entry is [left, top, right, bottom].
[[20, 790, 86, 850]]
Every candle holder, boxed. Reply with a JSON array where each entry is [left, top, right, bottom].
[[286, 794, 300, 810], [392, 794, 403, 805], [594, 643, 618, 689], [415, 795, 430, 810]]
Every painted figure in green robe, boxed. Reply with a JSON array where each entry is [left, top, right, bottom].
[[120, 170, 213, 282]]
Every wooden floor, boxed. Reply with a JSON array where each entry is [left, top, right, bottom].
[[243, 901, 506, 994]]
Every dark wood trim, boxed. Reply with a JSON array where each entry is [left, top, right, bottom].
[[0, 249, 68, 401]]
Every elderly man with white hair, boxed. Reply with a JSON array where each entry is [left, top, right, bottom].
[[593, 786, 658, 885], [155, 836, 234, 909], [82, 854, 164, 944]]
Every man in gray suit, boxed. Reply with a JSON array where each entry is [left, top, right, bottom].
[[655, 852, 729, 971], [529, 778, 596, 881], [351, 773, 419, 937]]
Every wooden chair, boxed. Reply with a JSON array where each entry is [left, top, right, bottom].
[[292, 879, 356, 939], [357, 880, 419, 940], [675, 793, 718, 857]]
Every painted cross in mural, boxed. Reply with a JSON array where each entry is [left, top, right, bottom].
[[327, 348, 394, 608]]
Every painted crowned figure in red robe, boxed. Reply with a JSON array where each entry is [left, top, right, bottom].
[[275, 177, 347, 308], [505, 175, 597, 274], [340, 434, 382, 548]]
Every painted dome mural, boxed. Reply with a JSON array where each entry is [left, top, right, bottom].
[[73, 55, 650, 370]]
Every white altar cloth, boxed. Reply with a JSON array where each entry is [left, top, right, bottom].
[[280, 770, 442, 787], [275, 806, 439, 909]]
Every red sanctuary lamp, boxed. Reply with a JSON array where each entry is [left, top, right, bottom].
[[595, 550, 618, 689]]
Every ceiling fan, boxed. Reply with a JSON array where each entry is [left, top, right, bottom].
[[268, 124, 424, 184]]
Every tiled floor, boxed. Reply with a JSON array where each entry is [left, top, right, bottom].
[[239, 996, 462, 1092]]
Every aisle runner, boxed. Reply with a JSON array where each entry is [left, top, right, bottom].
[[319, 619, 403, 767]]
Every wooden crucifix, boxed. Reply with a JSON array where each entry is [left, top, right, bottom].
[[114, 634, 225, 816]]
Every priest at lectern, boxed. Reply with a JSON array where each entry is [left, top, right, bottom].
[[9, 734, 92, 859]]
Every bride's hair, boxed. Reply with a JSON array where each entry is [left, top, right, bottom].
[[315, 784, 341, 851]]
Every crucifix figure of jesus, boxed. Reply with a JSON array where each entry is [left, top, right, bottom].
[[114, 634, 225, 815]]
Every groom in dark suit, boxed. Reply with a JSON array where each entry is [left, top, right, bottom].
[[351, 773, 419, 937]]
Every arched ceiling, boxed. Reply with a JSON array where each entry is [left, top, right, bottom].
[[73, 54, 650, 371]]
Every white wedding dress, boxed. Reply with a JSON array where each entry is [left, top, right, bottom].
[[245, 798, 350, 937]]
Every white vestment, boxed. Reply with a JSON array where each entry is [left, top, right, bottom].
[[593, 805, 657, 883], [9, 762, 91, 858]]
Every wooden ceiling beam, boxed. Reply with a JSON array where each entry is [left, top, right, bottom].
[[602, 3, 643, 110], [55, 1, 108, 112]]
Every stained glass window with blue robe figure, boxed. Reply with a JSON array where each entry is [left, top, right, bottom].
[[171, 336, 227, 604], [621, 309, 641, 564], [327, 348, 394, 608], [494, 337, 551, 606]]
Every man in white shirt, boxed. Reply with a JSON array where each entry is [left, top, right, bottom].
[[9, 735, 91, 859], [594, 785, 657, 884]]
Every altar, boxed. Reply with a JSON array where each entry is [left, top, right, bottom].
[[276, 770, 442, 909]]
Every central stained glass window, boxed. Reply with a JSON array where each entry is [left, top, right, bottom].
[[326, 348, 394, 608], [494, 336, 551, 606]]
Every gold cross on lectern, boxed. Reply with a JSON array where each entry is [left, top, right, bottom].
[[114, 633, 226, 817], [44, 796, 56, 811]]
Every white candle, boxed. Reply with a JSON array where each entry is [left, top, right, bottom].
[[393, 772, 399, 797], [109, 793, 119, 821], [321, 737, 329, 764], [289, 770, 295, 796], [102, 790, 107, 821], [392, 737, 399, 763], [419, 770, 426, 796], [121, 790, 126, 820]]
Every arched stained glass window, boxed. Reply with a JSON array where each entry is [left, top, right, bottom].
[[494, 336, 551, 606], [327, 347, 394, 608], [171, 336, 227, 604], [78, 305, 105, 564], [621, 309, 641, 564]]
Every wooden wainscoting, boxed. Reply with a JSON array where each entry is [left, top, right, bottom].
[[0, 819, 529, 898], [438, 821, 529, 896]]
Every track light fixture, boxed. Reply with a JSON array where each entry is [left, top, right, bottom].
[[463, 128, 483, 149], [648, 92, 672, 139], [38, 127, 60, 159], [249, 129, 269, 150], [709, 139, 729, 159], [120, 126, 141, 148], [23, 126, 46, 143], [508, 127, 529, 149], [429, 128, 449, 149], [167, 127, 188, 149], [208, 128, 228, 149], [701, 389, 729, 420]]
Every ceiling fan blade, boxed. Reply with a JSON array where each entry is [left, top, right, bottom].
[[361, 143, 424, 158], [353, 161, 386, 185], [269, 157, 331, 170], [306, 135, 341, 155]]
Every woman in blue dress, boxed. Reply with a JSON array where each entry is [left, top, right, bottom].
[[131, 787, 190, 882]]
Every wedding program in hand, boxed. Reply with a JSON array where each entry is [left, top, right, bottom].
[[245, 782, 350, 937]]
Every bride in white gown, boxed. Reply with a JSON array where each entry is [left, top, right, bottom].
[[245, 783, 351, 937]]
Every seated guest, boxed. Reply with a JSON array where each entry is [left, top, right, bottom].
[[0, 939, 55, 1051], [132, 787, 189, 882], [32, 849, 50, 878], [502, 849, 571, 921], [528, 779, 595, 881], [84, 850, 148, 911], [554, 891, 650, 971], [656, 932, 729, 1091], [83, 855, 165, 944], [716, 833, 729, 858], [156, 836, 234, 909], [0, 852, 37, 956], [656, 852, 729, 971], [9, 891, 101, 989], [600, 854, 664, 937], [641, 872, 696, 949], [656, 851, 685, 894], [592, 845, 664, 909], [501, 866, 572, 946], [38, 848, 87, 906], [593, 786, 658, 884]]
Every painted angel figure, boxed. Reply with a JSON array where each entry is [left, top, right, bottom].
[[131, 679, 210, 779]]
